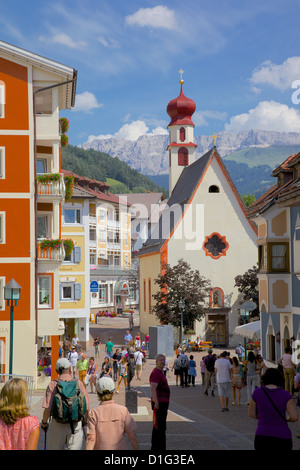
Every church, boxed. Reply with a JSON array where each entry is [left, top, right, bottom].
[[138, 74, 258, 347]]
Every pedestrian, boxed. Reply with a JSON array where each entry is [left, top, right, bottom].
[[188, 355, 197, 386], [76, 354, 89, 387], [179, 350, 190, 388], [41, 358, 90, 450], [200, 356, 206, 386], [87, 357, 98, 393], [105, 338, 114, 359], [145, 334, 149, 351], [245, 351, 258, 405], [100, 356, 112, 378], [0, 378, 39, 450], [129, 311, 134, 330], [134, 332, 141, 350], [93, 337, 101, 357], [278, 347, 295, 395], [124, 330, 132, 346], [112, 349, 121, 382], [134, 348, 144, 380], [204, 348, 217, 396], [121, 347, 127, 357], [86, 376, 139, 450], [71, 334, 79, 347], [67, 346, 78, 378], [256, 354, 267, 386], [249, 367, 298, 450], [215, 351, 233, 412], [231, 356, 244, 406], [116, 356, 128, 394], [171, 354, 181, 386], [62, 337, 71, 358], [150, 354, 170, 452], [163, 356, 169, 377], [235, 343, 245, 362]]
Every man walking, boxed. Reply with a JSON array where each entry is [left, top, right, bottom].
[[204, 348, 217, 396], [215, 351, 233, 412], [105, 338, 114, 359], [179, 350, 190, 388], [67, 346, 78, 378], [134, 348, 144, 380], [150, 354, 170, 452], [76, 354, 89, 387], [279, 347, 295, 395]]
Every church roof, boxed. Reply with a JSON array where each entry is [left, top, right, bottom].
[[166, 84, 196, 127], [138, 147, 218, 255]]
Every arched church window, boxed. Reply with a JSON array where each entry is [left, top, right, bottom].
[[179, 127, 186, 142], [209, 185, 219, 193], [178, 147, 188, 166]]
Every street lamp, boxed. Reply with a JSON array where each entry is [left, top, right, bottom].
[[4, 279, 22, 377], [179, 298, 185, 347]]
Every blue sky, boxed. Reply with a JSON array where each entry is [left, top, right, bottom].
[[2, 0, 300, 147]]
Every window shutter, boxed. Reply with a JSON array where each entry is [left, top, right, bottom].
[[74, 246, 81, 263], [59, 284, 63, 301], [74, 283, 81, 300]]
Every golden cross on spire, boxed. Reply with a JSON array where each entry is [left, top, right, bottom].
[[210, 132, 219, 147], [179, 68, 184, 85]]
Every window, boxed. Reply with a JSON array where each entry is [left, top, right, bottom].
[[99, 209, 106, 220], [63, 246, 81, 264], [203, 233, 229, 260], [60, 282, 82, 301], [38, 275, 52, 308], [268, 243, 289, 272], [209, 185, 220, 193], [179, 127, 186, 142], [99, 230, 106, 242], [0, 212, 5, 244], [0, 147, 5, 179], [36, 158, 48, 174], [178, 147, 188, 166], [90, 253, 96, 265], [0, 82, 5, 119], [0, 277, 5, 310], [99, 284, 108, 303], [258, 244, 267, 271], [64, 209, 81, 225], [37, 215, 50, 239]]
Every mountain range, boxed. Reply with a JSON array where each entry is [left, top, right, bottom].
[[82, 129, 300, 197]]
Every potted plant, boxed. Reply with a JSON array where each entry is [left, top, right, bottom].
[[59, 117, 69, 134], [64, 175, 74, 201]]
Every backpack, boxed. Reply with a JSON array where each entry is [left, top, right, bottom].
[[206, 355, 215, 372], [180, 355, 189, 368], [51, 380, 87, 434], [235, 346, 242, 355]]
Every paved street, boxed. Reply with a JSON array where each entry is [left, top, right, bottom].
[[30, 313, 300, 452]]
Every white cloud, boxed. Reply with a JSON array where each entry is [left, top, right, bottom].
[[86, 120, 168, 143], [194, 110, 227, 127], [39, 33, 86, 50], [97, 36, 120, 49], [225, 100, 300, 133], [72, 92, 103, 113], [125, 6, 178, 31], [250, 57, 300, 91]]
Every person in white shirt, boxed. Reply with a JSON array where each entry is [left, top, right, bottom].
[[134, 348, 143, 380], [67, 346, 79, 378], [279, 347, 295, 395], [214, 351, 233, 412]]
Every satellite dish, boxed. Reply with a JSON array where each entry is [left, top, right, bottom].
[[240, 301, 257, 312]]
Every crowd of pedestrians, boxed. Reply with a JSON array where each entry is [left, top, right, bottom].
[[1, 328, 300, 451]]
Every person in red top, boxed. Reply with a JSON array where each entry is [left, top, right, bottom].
[[149, 353, 170, 451]]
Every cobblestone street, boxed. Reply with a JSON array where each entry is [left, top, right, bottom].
[[31, 313, 300, 452]]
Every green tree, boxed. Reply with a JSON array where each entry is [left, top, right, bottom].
[[242, 194, 256, 207], [234, 265, 259, 318], [151, 259, 211, 330]]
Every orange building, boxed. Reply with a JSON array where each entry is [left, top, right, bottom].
[[0, 41, 77, 384]]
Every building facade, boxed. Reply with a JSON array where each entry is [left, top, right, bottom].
[[138, 80, 258, 347], [0, 41, 77, 381], [248, 152, 300, 363]]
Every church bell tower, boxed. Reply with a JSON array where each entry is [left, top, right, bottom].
[[166, 70, 197, 195]]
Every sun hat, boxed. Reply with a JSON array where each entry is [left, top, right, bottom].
[[97, 376, 115, 394]]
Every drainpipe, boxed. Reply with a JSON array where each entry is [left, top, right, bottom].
[[33, 72, 77, 350]]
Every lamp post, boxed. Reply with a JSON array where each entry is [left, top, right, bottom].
[[179, 299, 185, 347], [4, 279, 22, 377]]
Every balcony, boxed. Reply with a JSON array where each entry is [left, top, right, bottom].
[[107, 241, 121, 251], [36, 173, 66, 200], [37, 241, 66, 263]]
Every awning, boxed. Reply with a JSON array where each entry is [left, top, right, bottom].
[[233, 321, 260, 340]]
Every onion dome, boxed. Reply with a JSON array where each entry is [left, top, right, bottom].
[[167, 83, 196, 127]]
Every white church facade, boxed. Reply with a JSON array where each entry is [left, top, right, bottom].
[[138, 77, 258, 347]]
